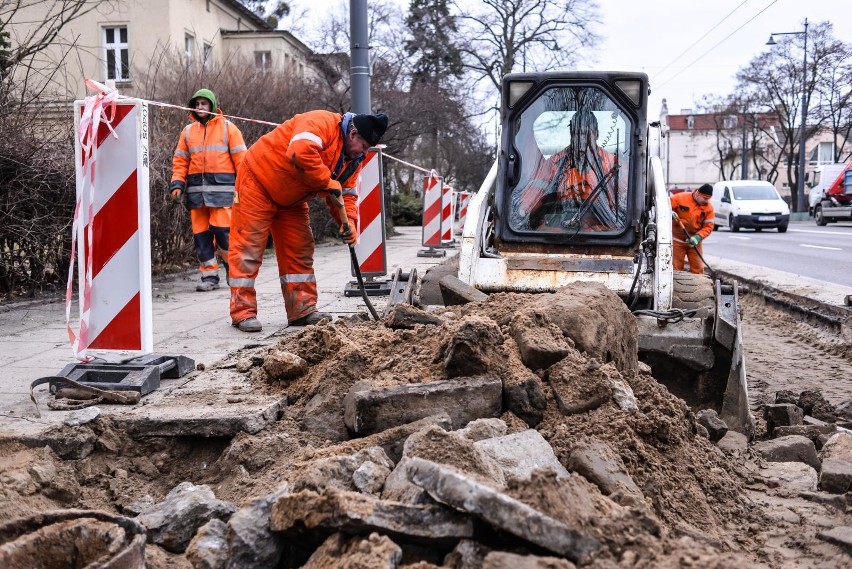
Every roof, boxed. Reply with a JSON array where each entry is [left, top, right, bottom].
[[667, 112, 780, 131], [222, 0, 273, 31], [220, 29, 312, 55]]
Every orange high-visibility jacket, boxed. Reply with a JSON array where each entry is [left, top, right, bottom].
[[241, 110, 364, 228], [671, 191, 714, 241], [170, 110, 247, 209]]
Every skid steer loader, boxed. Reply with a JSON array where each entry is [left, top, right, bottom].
[[456, 72, 754, 437]]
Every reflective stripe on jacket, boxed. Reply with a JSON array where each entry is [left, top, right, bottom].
[[241, 109, 364, 229], [671, 191, 714, 241], [170, 111, 247, 209]]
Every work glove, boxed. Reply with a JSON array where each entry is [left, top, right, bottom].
[[688, 235, 702, 247], [170, 188, 182, 202], [339, 223, 356, 245]]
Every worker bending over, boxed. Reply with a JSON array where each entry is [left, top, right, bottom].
[[228, 110, 389, 332], [670, 183, 715, 274]]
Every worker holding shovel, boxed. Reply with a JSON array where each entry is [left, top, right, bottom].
[[670, 184, 715, 274], [227, 110, 389, 332]]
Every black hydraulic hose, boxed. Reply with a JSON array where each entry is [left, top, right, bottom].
[[348, 243, 380, 320]]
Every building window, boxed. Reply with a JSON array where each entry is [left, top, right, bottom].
[[185, 33, 195, 66], [255, 51, 272, 72], [686, 115, 694, 129], [723, 115, 737, 129], [809, 141, 835, 165], [203, 43, 213, 69], [103, 26, 129, 82]]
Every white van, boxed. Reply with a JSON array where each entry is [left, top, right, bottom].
[[711, 180, 790, 233], [808, 163, 849, 215]]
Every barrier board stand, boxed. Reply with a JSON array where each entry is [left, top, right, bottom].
[[417, 172, 446, 258], [51, 88, 193, 400], [344, 148, 393, 297]]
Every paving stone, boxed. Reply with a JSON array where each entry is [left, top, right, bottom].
[[474, 429, 569, 481], [406, 457, 601, 562], [818, 432, 852, 494], [567, 439, 643, 502], [764, 404, 803, 432], [113, 398, 282, 437], [695, 409, 728, 442], [269, 488, 474, 544], [438, 275, 489, 306], [343, 375, 502, 434], [759, 461, 818, 492], [773, 424, 837, 450], [752, 435, 820, 471]]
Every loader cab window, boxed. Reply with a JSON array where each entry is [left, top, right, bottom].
[[509, 87, 631, 236]]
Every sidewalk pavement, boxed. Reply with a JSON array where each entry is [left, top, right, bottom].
[[0, 227, 451, 421]]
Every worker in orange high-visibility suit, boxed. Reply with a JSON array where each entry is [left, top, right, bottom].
[[170, 88, 247, 291], [228, 111, 389, 333], [670, 184, 715, 274]]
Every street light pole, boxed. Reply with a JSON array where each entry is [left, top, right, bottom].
[[767, 19, 809, 213]]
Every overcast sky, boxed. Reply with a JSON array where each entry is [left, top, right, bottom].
[[290, 0, 850, 119]]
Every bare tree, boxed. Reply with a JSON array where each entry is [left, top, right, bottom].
[[810, 32, 852, 163], [735, 21, 845, 211], [453, 0, 602, 96]]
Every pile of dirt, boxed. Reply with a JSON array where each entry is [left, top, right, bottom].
[[1, 282, 849, 568]]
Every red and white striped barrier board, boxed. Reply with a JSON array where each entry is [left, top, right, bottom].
[[421, 173, 443, 247], [456, 191, 472, 234], [353, 149, 387, 278], [441, 184, 454, 245], [70, 94, 152, 360]]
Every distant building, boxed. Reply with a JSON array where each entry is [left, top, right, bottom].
[[6, 0, 320, 104]]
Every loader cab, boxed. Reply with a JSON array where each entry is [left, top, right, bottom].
[[496, 72, 648, 248]]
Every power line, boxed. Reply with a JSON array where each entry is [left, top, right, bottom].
[[657, 0, 779, 90], [656, 0, 752, 78]]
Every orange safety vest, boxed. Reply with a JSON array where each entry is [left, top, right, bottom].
[[671, 191, 714, 240], [170, 110, 246, 209]]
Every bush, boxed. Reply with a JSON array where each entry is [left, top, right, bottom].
[[390, 192, 423, 226]]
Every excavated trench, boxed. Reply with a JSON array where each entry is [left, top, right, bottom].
[[1, 282, 851, 568]]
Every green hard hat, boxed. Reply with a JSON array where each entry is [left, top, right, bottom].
[[189, 88, 217, 111]]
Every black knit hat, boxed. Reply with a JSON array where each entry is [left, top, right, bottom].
[[697, 183, 713, 196], [352, 113, 389, 146]]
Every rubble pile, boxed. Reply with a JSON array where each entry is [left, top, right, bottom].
[[1, 282, 850, 567]]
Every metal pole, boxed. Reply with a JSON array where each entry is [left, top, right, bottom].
[[741, 115, 748, 179], [350, 0, 371, 114], [796, 19, 809, 213]]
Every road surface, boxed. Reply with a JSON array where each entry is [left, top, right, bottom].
[[702, 221, 852, 287]]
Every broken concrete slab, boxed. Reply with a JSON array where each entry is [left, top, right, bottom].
[[185, 518, 228, 569], [818, 432, 852, 494], [567, 439, 643, 502], [136, 481, 236, 553], [406, 457, 601, 562], [225, 487, 290, 569], [343, 375, 502, 434], [112, 397, 282, 438], [269, 488, 475, 544], [474, 429, 569, 481], [752, 435, 820, 471], [301, 391, 348, 442], [289, 446, 393, 494], [439, 274, 489, 306], [816, 526, 852, 554]]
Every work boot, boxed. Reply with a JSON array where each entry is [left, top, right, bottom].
[[196, 280, 220, 292], [234, 317, 262, 333], [288, 311, 332, 327]]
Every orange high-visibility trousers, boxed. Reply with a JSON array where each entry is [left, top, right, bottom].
[[228, 168, 317, 325], [190, 206, 230, 279], [672, 239, 705, 274]]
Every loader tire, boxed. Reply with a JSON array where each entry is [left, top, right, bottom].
[[671, 272, 715, 314]]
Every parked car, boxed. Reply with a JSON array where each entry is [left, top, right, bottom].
[[711, 180, 790, 232]]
